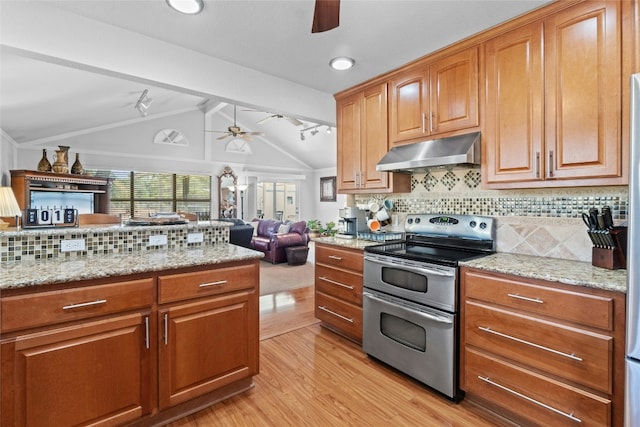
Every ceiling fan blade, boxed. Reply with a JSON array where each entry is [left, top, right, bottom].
[[312, 0, 340, 33], [217, 133, 231, 140], [245, 132, 264, 136], [256, 115, 276, 125], [285, 116, 304, 127]]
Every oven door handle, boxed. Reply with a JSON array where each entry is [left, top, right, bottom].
[[364, 292, 454, 325], [365, 256, 454, 277]]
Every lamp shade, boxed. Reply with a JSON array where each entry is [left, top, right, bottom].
[[0, 187, 21, 217], [236, 184, 249, 192]]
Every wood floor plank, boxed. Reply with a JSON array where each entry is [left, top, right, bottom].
[[167, 283, 514, 426]]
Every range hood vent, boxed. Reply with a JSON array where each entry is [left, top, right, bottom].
[[376, 132, 481, 173]]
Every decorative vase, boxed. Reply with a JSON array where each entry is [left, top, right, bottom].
[[52, 149, 69, 174], [37, 149, 52, 172], [71, 153, 84, 175]]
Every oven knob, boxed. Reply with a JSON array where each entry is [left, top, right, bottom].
[[414, 218, 421, 224], [407, 218, 413, 224], [469, 221, 477, 228], [479, 222, 487, 229]]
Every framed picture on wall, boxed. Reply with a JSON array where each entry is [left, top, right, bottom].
[[320, 176, 336, 202]]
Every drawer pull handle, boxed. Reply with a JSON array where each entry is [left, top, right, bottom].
[[478, 376, 582, 423], [199, 280, 227, 288], [164, 313, 169, 346], [319, 276, 354, 290], [144, 316, 150, 350], [507, 293, 543, 304], [479, 326, 582, 362], [328, 255, 343, 261], [62, 299, 107, 310], [318, 305, 354, 323]]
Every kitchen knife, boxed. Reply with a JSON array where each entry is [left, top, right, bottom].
[[602, 206, 614, 229], [589, 208, 600, 230], [597, 214, 606, 230]]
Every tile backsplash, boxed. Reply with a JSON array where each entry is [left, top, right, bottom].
[[355, 167, 628, 263], [0, 223, 230, 262]]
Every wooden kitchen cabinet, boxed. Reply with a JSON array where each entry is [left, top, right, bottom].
[[314, 243, 364, 343], [388, 46, 479, 146], [460, 267, 625, 426], [0, 260, 260, 427], [484, 1, 623, 188], [336, 83, 410, 194], [157, 264, 259, 410], [0, 278, 154, 427]]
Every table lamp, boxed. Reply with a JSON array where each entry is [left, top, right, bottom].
[[0, 187, 22, 230]]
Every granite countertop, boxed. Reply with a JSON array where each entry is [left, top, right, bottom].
[[0, 244, 263, 291], [461, 252, 627, 293], [313, 236, 385, 250], [0, 220, 233, 237]]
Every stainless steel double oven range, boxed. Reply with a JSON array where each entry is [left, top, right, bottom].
[[363, 214, 495, 401]]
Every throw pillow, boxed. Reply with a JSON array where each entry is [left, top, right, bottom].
[[277, 224, 291, 234], [250, 221, 259, 237]]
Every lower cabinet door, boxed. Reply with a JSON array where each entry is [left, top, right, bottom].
[[158, 290, 258, 409], [465, 347, 611, 426], [1, 313, 152, 427]]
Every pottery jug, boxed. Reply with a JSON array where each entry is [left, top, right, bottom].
[[71, 153, 84, 175], [52, 149, 69, 173], [37, 149, 52, 172]]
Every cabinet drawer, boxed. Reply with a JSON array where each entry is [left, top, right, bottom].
[[315, 264, 362, 305], [315, 245, 363, 273], [158, 264, 257, 304], [465, 347, 611, 426], [463, 269, 613, 330], [315, 291, 362, 342], [1, 278, 154, 333], [465, 300, 612, 393]]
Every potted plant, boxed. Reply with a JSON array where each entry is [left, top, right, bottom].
[[306, 219, 322, 239], [322, 221, 337, 237]]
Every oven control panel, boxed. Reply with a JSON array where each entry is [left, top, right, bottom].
[[405, 214, 495, 241]]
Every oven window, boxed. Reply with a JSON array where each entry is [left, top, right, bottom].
[[380, 313, 426, 352], [381, 267, 428, 293]]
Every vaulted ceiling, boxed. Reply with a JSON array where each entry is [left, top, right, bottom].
[[1, 0, 550, 170]]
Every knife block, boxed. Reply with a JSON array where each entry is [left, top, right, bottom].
[[592, 227, 627, 270]]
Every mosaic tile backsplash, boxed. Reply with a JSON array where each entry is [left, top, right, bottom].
[[355, 167, 629, 263], [0, 223, 230, 262]]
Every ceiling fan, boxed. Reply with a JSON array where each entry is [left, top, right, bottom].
[[206, 105, 264, 141], [256, 113, 303, 127], [312, 0, 340, 33]]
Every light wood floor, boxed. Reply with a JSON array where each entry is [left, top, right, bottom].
[[167, 286, 512, 426]]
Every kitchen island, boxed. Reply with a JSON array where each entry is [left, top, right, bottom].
[[0, 222, 264, 427]]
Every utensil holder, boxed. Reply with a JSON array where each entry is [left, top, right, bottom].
[[592, 227, 627, 270]]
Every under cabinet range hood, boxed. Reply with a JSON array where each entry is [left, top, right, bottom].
[[376, 132, 481, 173]]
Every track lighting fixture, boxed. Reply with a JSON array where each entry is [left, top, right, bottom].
[[300, 124, 327, 141], [135, 89, 153, 117]]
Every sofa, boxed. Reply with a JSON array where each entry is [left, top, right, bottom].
[[215, 218, 254, 248], [249, 219, 309, 264]]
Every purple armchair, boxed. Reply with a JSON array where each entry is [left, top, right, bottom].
[[250, 219, 309, 264]]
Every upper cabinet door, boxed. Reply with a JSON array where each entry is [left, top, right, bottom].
[[544, 0, 621, 180], [485, 22, 544, 184], [388, 68, 429, 145], [360, 83, 390, 190], [430, 47, 479, 134], [336, 92, 361, 192]]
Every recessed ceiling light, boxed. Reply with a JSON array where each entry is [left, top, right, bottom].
[[166, 0, 204, 15], [329, 57, 355, 71]]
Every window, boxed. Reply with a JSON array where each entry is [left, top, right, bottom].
[[99, 170, 211, 218]]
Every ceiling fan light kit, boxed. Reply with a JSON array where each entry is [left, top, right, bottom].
[[329, 56, 355, 71], [166, 0, 204, 15]]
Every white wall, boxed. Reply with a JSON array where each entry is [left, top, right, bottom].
[[0, 135, 18, 186]]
